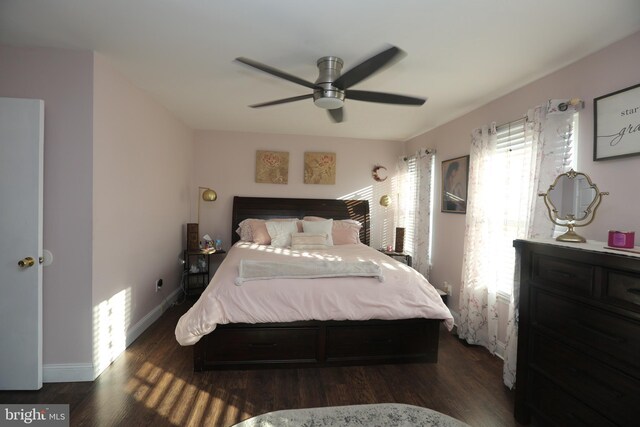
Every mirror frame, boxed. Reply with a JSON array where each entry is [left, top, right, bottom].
[[538, 169, 609, 243]]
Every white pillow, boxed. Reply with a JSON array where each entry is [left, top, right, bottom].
[[265, 220, 298, 248], [291, 232, 329, 250], [302, 219, 334, 246]]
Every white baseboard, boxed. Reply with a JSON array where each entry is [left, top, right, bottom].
[[43, 363, 95, 383], [43, 287, 182, 383]]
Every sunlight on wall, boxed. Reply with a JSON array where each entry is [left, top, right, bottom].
[[339, 183, 395, 249], [125, 361, 254, 426], [92, 287, 131, 378]]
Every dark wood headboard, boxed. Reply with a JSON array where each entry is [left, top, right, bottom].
[[232, 196, 370, 246]]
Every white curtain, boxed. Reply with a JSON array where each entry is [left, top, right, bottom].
[[459, 106, 576, 388], [396, 148, 435, 279]]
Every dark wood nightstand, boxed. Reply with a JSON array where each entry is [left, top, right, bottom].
[[378, 250, 412, 267], [183, 249, 226, 296]]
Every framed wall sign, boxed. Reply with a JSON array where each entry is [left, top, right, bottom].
[[594, 82, 640, 161], [441, 155, 469, 214]]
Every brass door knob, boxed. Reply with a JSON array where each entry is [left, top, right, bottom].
[[18, 256, 35, 268]]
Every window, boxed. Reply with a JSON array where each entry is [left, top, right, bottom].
[[491, 113, 577, 296]]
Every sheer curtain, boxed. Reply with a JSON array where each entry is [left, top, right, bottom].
[[396, 148, 435, 278], [458, 106, 576, 388]]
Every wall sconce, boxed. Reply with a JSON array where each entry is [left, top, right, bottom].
[[197, 186, 217, 224], [379, 194, 391, 207]]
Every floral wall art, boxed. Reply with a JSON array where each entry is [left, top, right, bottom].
[[304, 152, 336, 184], [255, 150, 289, 184]]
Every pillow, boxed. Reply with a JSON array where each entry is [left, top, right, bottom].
[[236, 219, 254, 241], [291, 232, 329, 250], [332, 220, 362, 245], [265, 220, 299, 248], [303, 216, 362, 245], [302, 219, 334, 246]]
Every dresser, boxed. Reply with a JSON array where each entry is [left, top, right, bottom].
[[513, 239, 640, 426]]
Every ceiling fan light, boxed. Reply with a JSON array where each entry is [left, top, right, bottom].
[[314, 97, 344, 110]]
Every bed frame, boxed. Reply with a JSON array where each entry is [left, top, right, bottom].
[[193, 196, 441, 371]]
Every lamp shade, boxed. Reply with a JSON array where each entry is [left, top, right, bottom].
[[202, 188, 217, 202]]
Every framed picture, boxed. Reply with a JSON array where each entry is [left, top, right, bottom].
[[441, 155, 469, 214], [255, 150, 289, 184], [594, 82, 640, 161], [304, 152, 336, 184]]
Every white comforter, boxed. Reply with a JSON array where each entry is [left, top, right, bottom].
[[175, 242, 454, 345]]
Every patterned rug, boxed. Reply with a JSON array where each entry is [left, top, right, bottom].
[[232, 403, 470, 427]]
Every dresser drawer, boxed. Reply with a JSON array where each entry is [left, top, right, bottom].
[[532, 289, 640, 372], [325, 322, 432, 361], [604, 270, 640, 313], [533, 254, 594, 296], [530, 375, 618, 427], [205, 327, 319, 362], [531, 332, 640, 426]]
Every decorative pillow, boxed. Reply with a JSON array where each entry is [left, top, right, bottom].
[[290, 232, 329, 250], [332, 220, 362, 245], [266, 220, 299, 248], [236, 219, 254, 241], [303, 216, 362, 245], [302, 219, 334, 246]]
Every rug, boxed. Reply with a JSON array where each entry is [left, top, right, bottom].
[[232, 403, 471, 427]]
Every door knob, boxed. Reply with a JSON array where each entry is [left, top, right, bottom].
[[18, 256, 35, 268]]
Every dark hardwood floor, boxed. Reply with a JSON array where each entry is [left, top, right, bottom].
[[0, 300, 524, 427]]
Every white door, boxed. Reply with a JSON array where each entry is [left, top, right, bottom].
[[0, 97, 44, 390]]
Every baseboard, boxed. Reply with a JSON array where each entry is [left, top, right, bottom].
[[125, 287, 182, 348], [43, 287, 182, 383], [43, 363, 95, 383]]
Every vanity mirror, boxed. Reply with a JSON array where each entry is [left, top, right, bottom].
[[538, 170, 608, 242]]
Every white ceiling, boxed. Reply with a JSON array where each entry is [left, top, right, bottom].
[[2, 0, 640, 141]]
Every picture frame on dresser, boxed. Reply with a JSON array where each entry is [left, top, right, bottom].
[[594, 82, 640, 161]]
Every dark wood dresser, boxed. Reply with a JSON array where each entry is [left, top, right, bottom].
[[513, 239, 640, 426]]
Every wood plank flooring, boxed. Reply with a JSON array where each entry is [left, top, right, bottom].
[[0, 301, 524, 427]]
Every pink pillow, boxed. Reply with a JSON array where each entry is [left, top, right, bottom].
[[303, 216, 362, 245], [246, 218, 299, 245]]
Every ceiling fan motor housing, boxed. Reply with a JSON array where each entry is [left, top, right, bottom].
[[313, 56, 345, 109]]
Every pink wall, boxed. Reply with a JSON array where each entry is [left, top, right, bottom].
[[0, 45, 94, 364], [193, 130, 404, 250], [407, 31, 640, 321], [92, 55, 193, 349]]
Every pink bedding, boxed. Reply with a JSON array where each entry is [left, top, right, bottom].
[[175, 242, 454, 345]]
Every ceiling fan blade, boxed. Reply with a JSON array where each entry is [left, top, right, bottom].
[[332, 46, 405, 90], [249, 94, 313, 108], [327, 107, 344, 123], [236, 57, 316, 89], [346, 90, 426, 106]]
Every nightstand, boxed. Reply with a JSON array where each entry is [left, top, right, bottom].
[[378, 250, 412, 267], [183, 249, 226, 296]]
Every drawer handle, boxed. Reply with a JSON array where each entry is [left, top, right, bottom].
[[573, 321, 627, 343], [627, 288, 640, 295], [249, 342, 277, 348], [568, 367, 625, 399]]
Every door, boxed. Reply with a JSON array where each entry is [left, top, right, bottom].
[[0, 97, 44, 390]]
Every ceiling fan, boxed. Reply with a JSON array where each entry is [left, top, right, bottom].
[[235, 46, 427, 123]]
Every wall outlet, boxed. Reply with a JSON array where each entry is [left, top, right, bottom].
[[443, 281, 452, 295], [155, 278, 163, 292]]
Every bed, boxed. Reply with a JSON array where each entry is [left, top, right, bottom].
[[176, 196, 453, 370]]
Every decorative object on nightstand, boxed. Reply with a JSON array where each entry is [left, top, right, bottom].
[[183, 249, 226, 296], [378, 249, 412, 267], [394, 227, 405, 253], [538, 170, 608, 243]]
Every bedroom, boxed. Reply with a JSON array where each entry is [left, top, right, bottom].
[[1, 1, 640, 426]]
